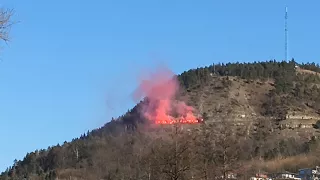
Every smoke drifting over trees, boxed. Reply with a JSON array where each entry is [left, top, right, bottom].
[[133, 65, 197, 124]]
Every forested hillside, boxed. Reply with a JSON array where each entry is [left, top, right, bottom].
[[3, 60, 320, 180]]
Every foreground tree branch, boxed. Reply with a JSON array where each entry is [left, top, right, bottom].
[[0, 8, 14, 42]]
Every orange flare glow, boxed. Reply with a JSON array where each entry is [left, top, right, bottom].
[[134, 65, 201, 125]]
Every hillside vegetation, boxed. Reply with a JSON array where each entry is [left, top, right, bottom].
[[3, 60, 320, 180]]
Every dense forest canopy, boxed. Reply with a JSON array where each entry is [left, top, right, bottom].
[[179, 59, 320, 90], [3, 59, 320, 180]]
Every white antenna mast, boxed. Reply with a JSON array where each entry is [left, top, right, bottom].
[[285, 7, 288, 61]]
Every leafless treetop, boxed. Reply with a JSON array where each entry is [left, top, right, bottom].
[[0, 8, 14, 42]]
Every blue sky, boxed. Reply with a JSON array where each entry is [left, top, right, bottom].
[[0, 0, 319, 172]]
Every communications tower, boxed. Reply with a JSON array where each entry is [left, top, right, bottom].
[[284, 7, 288, 61]]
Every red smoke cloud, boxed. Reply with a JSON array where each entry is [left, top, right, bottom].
[[133, 66, 200, 124]]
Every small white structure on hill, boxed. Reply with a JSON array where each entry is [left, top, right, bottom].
[[272, 171, 300, 180]]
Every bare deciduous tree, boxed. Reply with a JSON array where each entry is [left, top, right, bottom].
[[193, 123, 218, 180], [214, 120, 241, 180], [0, 8, 14, 42]]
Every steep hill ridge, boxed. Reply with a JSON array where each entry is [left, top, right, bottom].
[[3, 60, 320, 180]]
